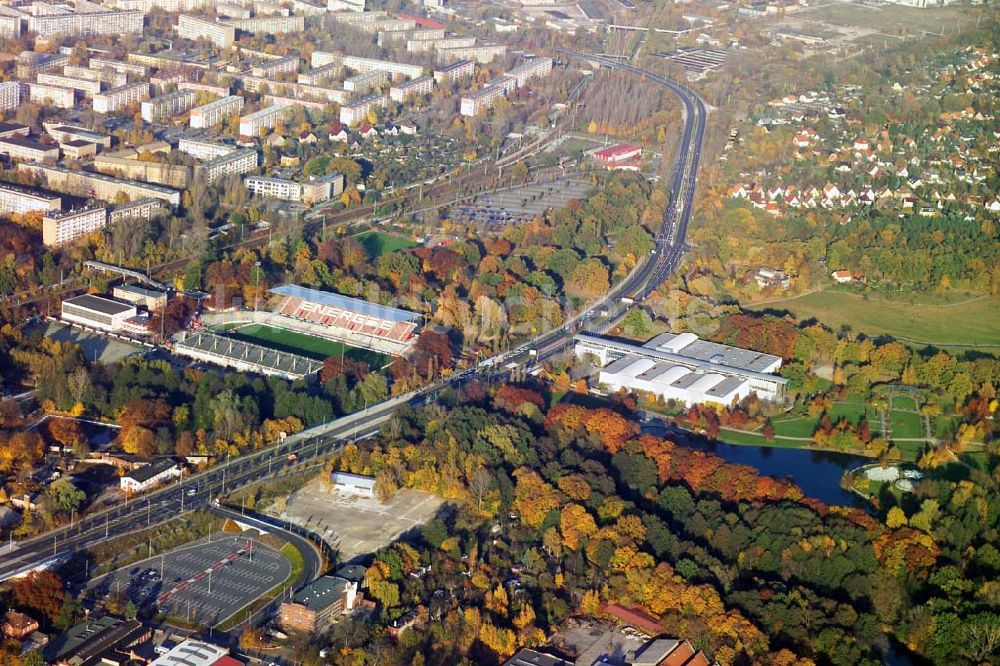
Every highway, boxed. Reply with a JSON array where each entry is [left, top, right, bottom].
[[0, 53, 708, 591]]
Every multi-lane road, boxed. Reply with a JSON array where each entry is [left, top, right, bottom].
[[0, 53, 708, 589]]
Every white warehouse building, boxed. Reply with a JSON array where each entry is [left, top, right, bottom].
[[575, 332, 788, 406]]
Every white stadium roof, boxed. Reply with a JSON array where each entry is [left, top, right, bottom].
[[269, 284, 420, 323]]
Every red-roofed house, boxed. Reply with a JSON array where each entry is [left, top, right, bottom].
[[601, 604, 662, 635], [328, 123, 348, 142], [831, 270, 854, 283], [594, 144, 642, 167]]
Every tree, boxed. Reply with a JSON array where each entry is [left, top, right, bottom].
[[886, 506, 907, 529], [44, 478, 86, 517], [621, 308, 654, 337], [12, 571, 64, 623]]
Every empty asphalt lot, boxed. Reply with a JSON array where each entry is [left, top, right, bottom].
[[90, 534, 290, 627], [266, 476, 445, 562]]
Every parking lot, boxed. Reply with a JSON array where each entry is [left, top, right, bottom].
[[91, 534, 290, 627], [266, 475, 445, 562]]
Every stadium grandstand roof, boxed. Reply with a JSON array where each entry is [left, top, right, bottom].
[[270, 284, 420, 323]]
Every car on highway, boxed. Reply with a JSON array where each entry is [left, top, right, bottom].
[[287, 453, 297, 461], [187, 488, 196, 496]]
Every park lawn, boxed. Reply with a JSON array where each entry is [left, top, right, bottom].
[[894, 440, 926, 462], [771, 401, 872, 438], [771, 417, 816, 438], [355, 231, 418, 259], [890, 410, 924, 440], [228, 324, 389, 367], [890, 395, 919, 411], [747, 291, 1000, 349]]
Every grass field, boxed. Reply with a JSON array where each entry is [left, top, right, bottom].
[[228, 324, 389, 367], [355, 231, 418, 259], [890, 410, 924, 440], [748, 291, 1000, 349]]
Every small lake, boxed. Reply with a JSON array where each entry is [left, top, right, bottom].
[[642, 421, 868, 507]]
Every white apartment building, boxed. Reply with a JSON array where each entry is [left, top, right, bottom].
[[110, 198, 166, 223], [178, 14, 235, 48], [389, 75, 434, 102], [44, 124, 112, 149], [89, 58, 148, 78], [460, 77, 515, 116], [506, 57, 553, 87], [0, 183, 61, 216], [17, 163, 182, 208], [28, 82, 76, 108], [0, 137, 60, 163], [197, 148, 259, 183], [340, 55, 424, 78], [42, 206, 108, 247], [21, 3, 143, 37], [344, 70, 388, 94], [36, 73, 103, 97], [251, 55, 299, 78], [0, 81, 19, 112], [245, 175, 303, 200], [437, 44, 507, 64], [298, 62, 341, 85], [339, 93, 386, 125], [15, 51, 69, 79], [434, 59, 475, 85], [177, 137, 236, 160], [93, 82, 149, 114], [354, 18, 415, 33], [63, 65, 127, 88], [141, 89, 198, 123], [377, 28, 444, 46], [406, 36, 475, 53], [189, 95, 244, 128], [238, 104, 293, 136], [222, 15, 304, 34]]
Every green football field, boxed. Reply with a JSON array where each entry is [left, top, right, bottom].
[[355, 231, 419, 259], [227, 324, 389, 367]]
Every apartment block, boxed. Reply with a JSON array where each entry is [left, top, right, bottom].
[[460, 77, 515, 116], [178, 15, 236, 48], [37, 73, 103, 97], [263, 94, 326, 110], [377, 28, 444, 46], [61, 140, 97, 160], [354, 18, 415, 33], [27, 82, 75, 108], [42, 206, 109, 247], [238, 104, 293, 136], [189, 95, 244, 128], [109, 198, 166, 224], [222, 15, 304, 34], [15, 52, 69, 79], [297, 62, 341, 85], [434, 59, 475, 85], [0, 137, 60, 163], [437, 44, 507, 64], [406, 36, 475, 53], [328, 9, 385, 23], [339, 93, 386, 125], [44, 124, 112, 149], [0, 9, 21, 39], [245, 172, 343, 204], [141, 89, 198, 122], [251, 55, 299, 78], [0, 183, 61, 216], [327, 0, 366, 11], [506, 57, 553, 87], [241, 76, 350, 104], [389, 75, 433, 102], [17, 163, 181, 208], [341, 55, 424, 78], [89, 58, 148, 78], [93, 82, 149, 114], [63, 65, 127, 88], [197, 148, 259, 183], [0, 81, 20, 112], [344, 70, 388, 94], [0, 123, 29, 140], [177, 137, 237, 160], [93, 154, 192, 189], [20, 4, 142, 38]]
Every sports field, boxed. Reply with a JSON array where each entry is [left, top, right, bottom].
[[749, 292, 1000, 349], [227, 324, 389, 367], [355, 231, 418, 259]]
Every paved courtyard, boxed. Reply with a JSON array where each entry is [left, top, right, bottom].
[[91, 534, 290, 627], [266, 475, 445, 562]]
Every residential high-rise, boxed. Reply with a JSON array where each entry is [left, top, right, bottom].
[[93, 82, 149, 114], [0, 183, 61, 216], [0, 81, 20, 112], [189, 95, 244, 128], [178, 15, 236, 48], [42, 206, 109, 247], [141, 89, 198, 122], [238, 104, 293, 136]]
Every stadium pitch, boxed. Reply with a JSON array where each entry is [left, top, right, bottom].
[[227, 324, 389, 367]]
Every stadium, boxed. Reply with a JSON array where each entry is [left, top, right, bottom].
[[175, 284, 422, 380]]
